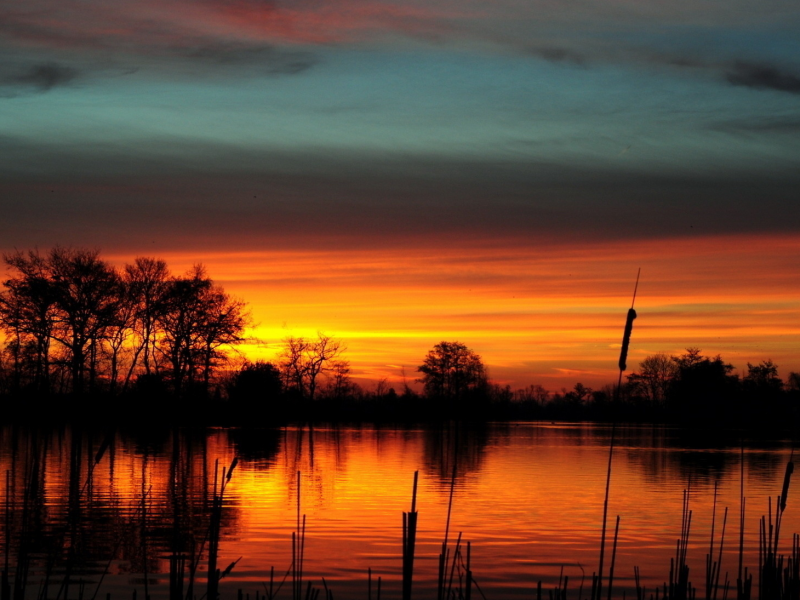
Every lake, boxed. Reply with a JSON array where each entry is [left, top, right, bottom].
[[1, 422, 797, 599]]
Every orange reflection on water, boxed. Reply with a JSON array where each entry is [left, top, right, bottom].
[[1, 425, 797, 599]]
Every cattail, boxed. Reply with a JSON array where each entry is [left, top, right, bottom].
[[779, 460, 794, 512], [227, 456, 239, 482], [220, 558, 241, 580], [618, 308, 637, 371]]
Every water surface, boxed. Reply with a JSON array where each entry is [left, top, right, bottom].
[[1, 423, 796, 599]]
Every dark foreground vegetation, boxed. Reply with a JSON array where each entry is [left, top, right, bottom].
[[1, 247, 798, 429]]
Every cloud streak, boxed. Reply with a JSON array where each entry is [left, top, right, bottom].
[[726, 61, 800, 94], [0, 62, 78, 94]]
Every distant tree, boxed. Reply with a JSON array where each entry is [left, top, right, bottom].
[[742, 360, 785, 422], [417, 341, 487, 404], [743, 360, 783, 394], [788, 372, 800, 393], [278, 333, 346, 401], [673, 347, 704, 370], [323, 359, 357, 400], [514, 384, 549, 405], [227, 361, 282, 407], [568, 382, 592, 402], [627, 352, 679, 404], [374, 378, 392, 398], [667, 348, 739, 423]]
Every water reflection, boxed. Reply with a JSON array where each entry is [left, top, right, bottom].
[[421, 423, 489, 486], [0, 423, 797, 599]]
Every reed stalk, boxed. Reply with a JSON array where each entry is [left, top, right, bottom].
[[704, 482, 729, 600], [593, 421, 616, 600], [293, 470, 307, 600], [737, 443, 752, 600], [402, 471, 419, 600], [606, 515, 620, 600], [207, 456, 239, 600]]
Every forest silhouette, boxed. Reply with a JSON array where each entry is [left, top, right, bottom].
[[0, 247, 798, 428]]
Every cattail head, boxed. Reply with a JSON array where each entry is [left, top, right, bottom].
[[618, 308, 637, 371], [227, 456, 239, 482]]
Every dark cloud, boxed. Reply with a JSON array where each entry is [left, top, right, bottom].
[[726, 61, 800, 94], [181, 43, 318, 74], [0, 62, 78, 93], [1, 138, 799, 254]]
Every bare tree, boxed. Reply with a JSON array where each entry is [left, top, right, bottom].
[[627, 352, 678, 404], [124, 257, 170, 380], [0, 250, 57, 392], [0, 248, 251, 400], [196, 286, 250, 392], [157, 266, 249, 396], [46, 248, 121, 394], [103, 279, 138, 394], [324, 360, 355, 399], [278, 333, 346, 401]]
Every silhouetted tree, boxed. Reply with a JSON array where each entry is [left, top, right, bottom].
[[124, 257, 170, 381], [47, 247, 121, 394], [227, 360, 282, 420], [667, 348, 739, 423], [278, 333, 346, 401], [742, 360, 786, 421], [103, 277, 137, 394], [743, 360, 783, 394], [0, 248, 251, 411], [417, 341, 487, 414], [157, 266, 249, 397], [323, 360, 357, 400], [788, 372, 800, 393], [0, 250, 56, 393], [627, 352, 679, 405]]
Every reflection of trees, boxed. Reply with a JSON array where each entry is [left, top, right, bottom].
[[280, 426, 348, 507], [421, 423, 490, 487], [226, 428, 281, 465], [616, 427, 787, 488], [0, 426, 243, 597]]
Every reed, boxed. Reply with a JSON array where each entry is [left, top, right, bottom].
[[292, 470, 307, 600], [437, 457, 457, 600], [207, 456, 239, 600], [401, 471, 419, 600], [737, 444, 752, 600], [703, 482, 728, 600]]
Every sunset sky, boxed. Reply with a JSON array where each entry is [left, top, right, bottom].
[[2, 0, 799, 390]]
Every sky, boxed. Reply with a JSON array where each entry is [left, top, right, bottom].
[[1, 0, 800, 390]]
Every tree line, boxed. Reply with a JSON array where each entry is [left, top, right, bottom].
[[0, 247, 249, 402], [1, 247, 797, 427]]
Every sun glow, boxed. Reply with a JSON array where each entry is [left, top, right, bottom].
[[104, 233, 800, 391]]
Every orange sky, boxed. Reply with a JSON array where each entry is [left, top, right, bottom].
[[106, 232, 800, 392]]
